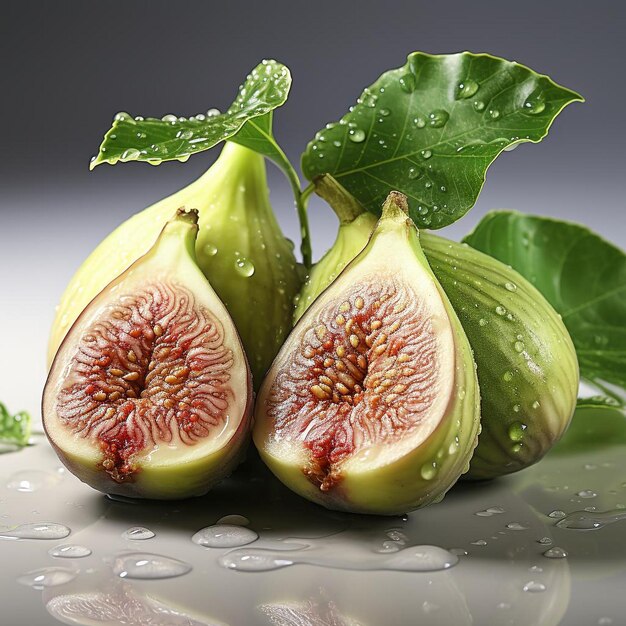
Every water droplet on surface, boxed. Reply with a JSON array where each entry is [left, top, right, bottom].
[[523, 581, 546, 593], [473, 100, 485, 112], [399, 73, 417, 93], [420, 149, 432, 160], [523, 92, 546, 115], [495, 305, 506, 316], [488, 109, 501, 120], [514, 341, 525, 353], [577, 490, 597, 499], [408, 166, 422, 180], [428, 109, 449, 128], [216, 514, 250, 526], [414, 117, 426, 128], [503, 371, 513, 382], [508, 422, 526, 442], [449, 548, 468, 556], [49, 544, 92, 558], [113, 553, 192, 580], [18, 567, 77, 589], [504, 281, 517, 292], [122, 527, 155, 541], [192, 525, 258, 548], [161, 114, 178, 123], [206, 108, 220, 117], [6, 470, 63, 492], [479, 318, 488, 326], [235, 257, 255, 277], [537, 536, 553, 545], [543, 547, 568, 559], [513, 404, 521, 413], [0, 522, 71, 540], [471, 539, 487, 546], [548, 510, 566, 519], [121, 149, 141, 161], [379, 108, 391, 117], [506, 522, 528, 531], [348, 128, 366, 143], [420, 462, 437, 480], [457, 79, 479, 99], [556, 509, 626, 530]]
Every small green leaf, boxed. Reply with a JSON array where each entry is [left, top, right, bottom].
[[302, 52, 582, 229], [0, 402, 31, 451], [90, 60, 291, 169], [577, 395, 624, 410], [463, 211, 626, 392]]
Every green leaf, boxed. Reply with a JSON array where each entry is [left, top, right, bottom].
[[90, 60, 292, 169], [0, 402, 31, 451], [463, 211, 626, 392], [302, 52, 582, 229], [577, 396, 624, 410]]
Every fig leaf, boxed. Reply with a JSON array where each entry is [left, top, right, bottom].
[[464, 211, 626, 394], [90, 60, 291, 169], [302, 52, 582, 229], [0, 402, 31, 451]]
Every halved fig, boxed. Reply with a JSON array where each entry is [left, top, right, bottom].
[[254, 192, 480, 515], [43, 210, 252, 499]]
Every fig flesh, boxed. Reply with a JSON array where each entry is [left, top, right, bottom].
[[48, 142, 301, 387], [43, 210, 253, 499], [254, 192, 480, 515]]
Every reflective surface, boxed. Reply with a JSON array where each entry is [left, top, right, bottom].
[[1, 407, 625, 626]]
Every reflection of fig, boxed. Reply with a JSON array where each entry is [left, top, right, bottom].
[[254, 192, 480, 514], [43, 210, 253, 499], [48, 142, 301, 387], [297, 181, 577, 480]]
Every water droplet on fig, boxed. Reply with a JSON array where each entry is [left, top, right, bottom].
[[495, 305, 506, 316], [235, 257, 255, 277], [504, 281, 517, 292], [508, 421, 526, 442], [514, 340, 525, 353]]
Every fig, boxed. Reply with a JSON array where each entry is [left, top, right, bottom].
[[419, 233, 578, 479], [43, 209, 253, 499], [254, 192, 480, 515], [48, 142, 301, 387], [296, 181, 578, 479]]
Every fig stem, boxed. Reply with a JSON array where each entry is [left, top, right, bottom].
[[381, 191, 410, 219], [313, 174, 367, 225]]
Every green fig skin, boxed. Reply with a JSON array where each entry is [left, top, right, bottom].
[[296, 208, 578, 479], [255, 194, 480, 515], [43, 211, 253, 499], [419, 233, 578, 479], [48, 142, 301, 388]]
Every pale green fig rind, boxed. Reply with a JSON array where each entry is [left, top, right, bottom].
[[255, 203, 480, 515], [420, 232, 579, 479], [43, 212, 253, 499], [48, 142, 301, 387], [294, 212, 377, 323]]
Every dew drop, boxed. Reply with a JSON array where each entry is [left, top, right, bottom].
[[537, 536, 553, 545], [523, 581, 546, 593], [506, 522, 528, 531], [543, 547, 568, 559], [408, 166, 422, 180], [0, 522, 71, 540], [479, 318, 488, 326], [122, 526, 155, 541], [513, 404, 521, 413], [473, 100, 485, 112], [399, 73, 417, 93], [503, 371, 513, 382], [523, 93, 546, 115], [204, 243, 218, 257], [505, 281, 517, 292], [548, 510, 566, 519], [206, 108, 220, 117], [420, 462, 437, 480], [495, 305, 506, 316], [17, 567, 77, 589], [113, 553, 192, 580], [428, 109, 449, 128], [488, 109, 501, 120], [192, 525, 258, 548], [121, 149, 141, 161], [235, 257, 255, 277], [514, 341, 525, 353], [414, 117, 426, 128], [161, 114, 178, 123], [113, 112, 132, 122], [508, 422, 527, 442], [420, 149, 432, 160], [457, 79, 479, 99], [216, 514, 250, 526], [379, 108, 391, 117], [49, 544, 92, 558], [348, 128, 366, 143]]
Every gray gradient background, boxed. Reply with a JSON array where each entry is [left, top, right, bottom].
[[1, 1, 625, 422]]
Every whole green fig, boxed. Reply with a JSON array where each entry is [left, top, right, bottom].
[[49, 142, 301, 387]]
